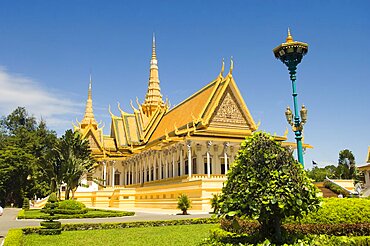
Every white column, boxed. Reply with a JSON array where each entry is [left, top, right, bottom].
[[207, 141, 212, 178], [224, 142, 229, 174], [103, 161, 107, 186], [112, 161, 116, 188], [159, 152, 163, 180], [129, 161, 132, 185], [124, 163, 127, 186], [165, 151, 169, 179], [187, 141, 192, 178], [172, 148, 176, 178], [153, 153, 157, 181], [148, 154, 152, 182], [134, 161, 137, 184], [180, 145, 184, 176]]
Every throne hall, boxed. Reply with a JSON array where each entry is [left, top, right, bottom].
[[72, 36, 310, 211]]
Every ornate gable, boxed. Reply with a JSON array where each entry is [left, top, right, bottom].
[[211, 91, 248, 126], [209, 87, 250, 130], [85, 130, 102, 150]]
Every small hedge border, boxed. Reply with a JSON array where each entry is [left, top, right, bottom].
[[49, 208, 88, 215], [201, 228, 370, 246], [21, 218, 219, 234], [221, 219, 370, 236], [324, 180, 350, 197], [17, 209, 135, 219], [3, 229, 23, 246]]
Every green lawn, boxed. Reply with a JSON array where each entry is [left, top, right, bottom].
[[18, 208, 134, 219], [24, 224, 218, 246]]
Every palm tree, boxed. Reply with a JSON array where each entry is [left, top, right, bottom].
[[177, 194, 191, 215], [56, 130, 95, 199]]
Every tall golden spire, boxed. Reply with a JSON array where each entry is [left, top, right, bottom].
[[81, 75, 98, 126], [142, 33, 164, 117]]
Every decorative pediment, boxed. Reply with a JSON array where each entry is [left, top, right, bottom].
[[208, 86, 252, 130], [211, 91, 248, 126], [86, 130, 102, 150]]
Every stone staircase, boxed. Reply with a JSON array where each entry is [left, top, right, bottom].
[[315, 182, 338, 198]]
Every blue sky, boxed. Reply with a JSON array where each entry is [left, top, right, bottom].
[[0, 1, 369, 169]]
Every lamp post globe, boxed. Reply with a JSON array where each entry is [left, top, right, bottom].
[[273, 29, 308, 167]]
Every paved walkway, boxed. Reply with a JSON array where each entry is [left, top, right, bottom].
[[0, 208, 212, 245]]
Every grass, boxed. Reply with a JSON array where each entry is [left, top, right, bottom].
[[18, 208, 134, 219], [23, 224, 218, 246]]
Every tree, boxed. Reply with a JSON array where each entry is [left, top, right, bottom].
[[177, 193, 191, 215], [306, 165, 337, 182], [0, 107, 55, 206], [55, 130, 95, 199], [336, 149, 357, 180], [218, 132, 321, 243]]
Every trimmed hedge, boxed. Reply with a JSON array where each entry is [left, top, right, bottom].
[[52, 208, 88, 214], [57, 200, 86, 210], [18, 208, 134, 219], [22, 198, 30, 210], [38, 228, 62, 235], [221, 218, 370, 237], [41, 200, 87, 215], [3, 229, 23, 246], [201, 228, 370, 246], [17, 209, 26, 219], [22, 218, 219, 234], [40, 221, 62, 229], [324, 180, 350, 197], [286, 198, 370, 224]]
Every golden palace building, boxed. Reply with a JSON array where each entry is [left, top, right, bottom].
[[72, 36, 311, 211]]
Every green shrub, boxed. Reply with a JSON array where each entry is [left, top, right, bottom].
[[221, 218, 370, 237], [286, 198, 370, 224], [58, 200, 86, 210], [177, 193, 191, 215], [19, 208, 135, 219], [38, 228, 62, 235], [211, 194, 220, 214], [48, 193, 58, 203], [22, 218, 219, 234], [324, 180, 350, 197], [17, 209, 25, 219], [3, 229, 23, 246], [201, 228, 370, 246], [42, 192, 59, 217], [40, 221, 62, 229], [218, 132, 321, 243], [22, 198, 30, 210], [53, 208, 88, 214]]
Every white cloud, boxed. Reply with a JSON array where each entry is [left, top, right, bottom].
[[0, 67, 82, 133]]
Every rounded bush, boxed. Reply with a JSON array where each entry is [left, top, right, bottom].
[[58, 200, 86, 210], [40, 221, 61, 229], [53, 208, 88, 214], [22, 198, 30, 210], [48, 193, 58, 203]]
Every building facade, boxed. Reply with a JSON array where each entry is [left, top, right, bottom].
[[72, 36, 309, 211]]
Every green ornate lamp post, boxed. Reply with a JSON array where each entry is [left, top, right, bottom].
[[273, 29, 308, 167]]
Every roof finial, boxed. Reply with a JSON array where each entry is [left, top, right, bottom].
[[286, 27, 294, 43], [152, 33, 156, 60], [218, 58, 225, 79], [89, 73, 92, 92], [229, 56, 234, 76]]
